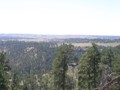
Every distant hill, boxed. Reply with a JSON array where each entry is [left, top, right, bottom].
[[0, 34, 120, 41]]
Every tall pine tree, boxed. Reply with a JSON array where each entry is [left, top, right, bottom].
[[78, 43, 100, 90], [52, 44, 74, 90], [0, 52, 10, 90]]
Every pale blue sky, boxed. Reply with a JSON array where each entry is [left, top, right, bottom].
[[0, 0, 120, 35]]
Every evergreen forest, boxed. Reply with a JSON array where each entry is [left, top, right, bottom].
[[0, 38, 120, 90]]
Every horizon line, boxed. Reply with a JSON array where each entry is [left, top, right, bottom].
[[0, 33, 120, 37]]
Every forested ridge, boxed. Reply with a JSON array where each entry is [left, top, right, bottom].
[[0, 38, 120, 90]]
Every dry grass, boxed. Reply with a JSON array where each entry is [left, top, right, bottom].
[[71, 42, 120, 47]]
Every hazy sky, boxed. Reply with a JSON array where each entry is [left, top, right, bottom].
[[0, 0, 120, 35]]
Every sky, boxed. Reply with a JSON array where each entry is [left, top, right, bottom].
[[0, 0, 120, 35]]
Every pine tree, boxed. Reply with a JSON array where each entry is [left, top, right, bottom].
[[99, 48, 114, 89], [52, 44, 74, 90], [0, 52, 10, 90], [78, 43, 100, 90], [78, 53, 91, 90]]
